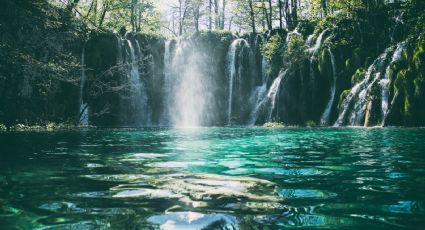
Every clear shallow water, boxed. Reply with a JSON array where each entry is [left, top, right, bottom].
[[0, 128, 425, 229]]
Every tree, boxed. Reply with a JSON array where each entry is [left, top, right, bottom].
[[248, 0, 256, 33]]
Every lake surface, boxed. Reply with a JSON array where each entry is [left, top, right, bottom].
[[1, 128, 425, 229]]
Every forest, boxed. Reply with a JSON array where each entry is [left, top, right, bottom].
[[0, 0, 424, 129]]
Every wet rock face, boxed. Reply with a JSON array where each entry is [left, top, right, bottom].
[[75, 29, 425, 127]]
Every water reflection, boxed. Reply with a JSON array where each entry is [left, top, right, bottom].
[[0, 128, 425, 229]]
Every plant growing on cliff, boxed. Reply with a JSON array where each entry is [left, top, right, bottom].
[[261, 34, 285, 75], [284, 33, 306, 69]]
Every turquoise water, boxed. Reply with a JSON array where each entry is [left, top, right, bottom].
[[1, 128, 425, 229]]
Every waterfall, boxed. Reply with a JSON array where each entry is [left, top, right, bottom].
[[160, 40, 172, 126], [320, 49, 337, 125], [306, 34, 315, 47], [126, 39, 150, 126], [308, 30, 327, 54], [170, 39, 206, 127], [78, 43, 89, 126], [381, 42, 405, 125], [307, 30, 328, 111], [226, 38, 249, 125], [250, 70, 287, 124], [335, 46, 394, 126], [265, 70, 287, 121], [248, 57, 270, 125]]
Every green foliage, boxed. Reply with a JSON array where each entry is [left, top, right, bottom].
[[76, 0, 161, 34], [262, 34, 285, 63], [351, 68, 366, 85], [261, 34, 285, 76], [305, 120, 317, 127], [285, 33, 306, 68], [0, 0, 86, 126], [0, 124, 6, 131], [194, 30, 234, 44]]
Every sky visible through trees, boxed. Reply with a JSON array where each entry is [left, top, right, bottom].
[[53, 0, 404, 37]]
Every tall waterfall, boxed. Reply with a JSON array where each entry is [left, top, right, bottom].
[[227, 39, 249, 125], [79, 43, 89, 126], [126, 39, 150, 126], [160, 40, 173, 126], [320, 49, 337, 125], [165, 39, 207, 127], [335, 46, 395, 126]]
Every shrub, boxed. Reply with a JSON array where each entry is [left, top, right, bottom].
[[305, 120, 317, 127]]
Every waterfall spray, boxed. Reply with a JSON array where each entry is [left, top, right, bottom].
[[126, 39, 150, 126]]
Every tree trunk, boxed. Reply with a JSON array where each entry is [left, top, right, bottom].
[[179, 0, 183, 35], [130, 0, 136, 32], [209, 0, 212, 30], [98, 0, 109, 27], [268, 0, 272, 30], [221, 0, 226, 29], [248, 0, 256, 34], [214, 0, 219, 29], [278, 0, 283, 28]]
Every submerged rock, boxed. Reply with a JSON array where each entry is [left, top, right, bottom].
[[146, 211, 238, 230]]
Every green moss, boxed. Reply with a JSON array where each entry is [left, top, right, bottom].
[[413, 49, 425, 71], [405, 95, 412, 115], [351, 68, 366, 85], [345, 58, 352, 69], [338, 89, 351, 112], [318, 49, 329, 74], [414, 74, 425, 95]]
